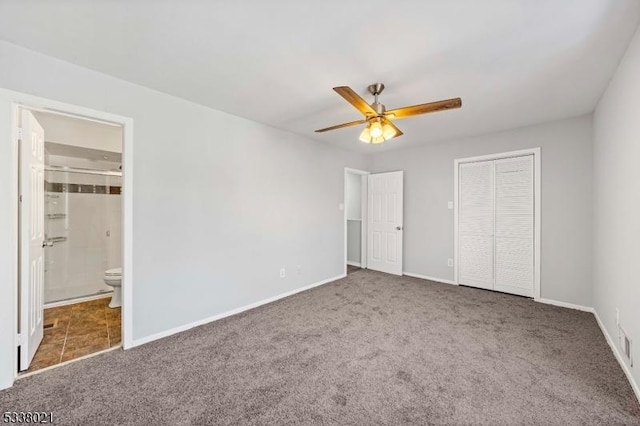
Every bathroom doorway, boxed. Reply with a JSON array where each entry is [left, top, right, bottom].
[[17, 106, 125, 374], [344, 168, 368, 275]]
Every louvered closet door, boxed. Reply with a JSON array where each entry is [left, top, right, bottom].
[[458, 161, 495, 290], [494, 156, 534, 297]]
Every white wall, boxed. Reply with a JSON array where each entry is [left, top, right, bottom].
[[346, 172, 362, 264], [346, 222, 361, 265], [0, 98, 17, 390], [346, 173, 362, 220], [593, 26, 640, 393], [369, 116, 593, 307], [0, 41, 367, 389]]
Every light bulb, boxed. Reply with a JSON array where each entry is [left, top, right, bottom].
[[369, 121, 383, 138], [359, 126, 372, 143], [371, 136, 385, 144], [382, 122, 397, 140]]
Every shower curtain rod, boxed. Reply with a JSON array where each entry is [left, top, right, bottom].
[[45, 166, 122, 177]]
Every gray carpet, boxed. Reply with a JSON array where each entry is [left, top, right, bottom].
[[2, 270, 639, 425]]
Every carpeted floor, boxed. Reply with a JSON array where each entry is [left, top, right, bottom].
[[2, 270, 639, 425]]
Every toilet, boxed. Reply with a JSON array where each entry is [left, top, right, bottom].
[[103, 267, 122, 308]]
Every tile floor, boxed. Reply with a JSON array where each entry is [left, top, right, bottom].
[[25, 296, 121, 373]]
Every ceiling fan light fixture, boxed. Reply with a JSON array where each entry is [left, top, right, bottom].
[[369, 121, 383, 138], [382, 122, 397, 140], [359, 126, 372, 143]]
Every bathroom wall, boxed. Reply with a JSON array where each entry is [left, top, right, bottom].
[[45, 168, 122, 303], [33, 111, 122, 152]]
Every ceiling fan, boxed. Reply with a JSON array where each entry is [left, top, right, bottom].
[[315, 83, 462, 144]]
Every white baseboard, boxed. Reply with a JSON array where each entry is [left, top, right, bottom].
[[534, 298, 594, 313], [44, 292, 113, 308], [594, 310, 640, 403], [403, 272, 458, 286], [346, 261, 361, 267], [131, 273, 346, 348]]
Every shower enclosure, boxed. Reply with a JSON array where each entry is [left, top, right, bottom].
[[44, 167, 122, 304]]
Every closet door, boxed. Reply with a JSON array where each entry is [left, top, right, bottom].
[[494, 156, 534, 297], [458, 161, 495, 290]]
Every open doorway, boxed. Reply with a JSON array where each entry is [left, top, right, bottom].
[[17, 107, 124, 374], [344, 168, 368, 275]]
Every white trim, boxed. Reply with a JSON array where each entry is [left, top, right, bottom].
[[44, 292, 112, 309], [403, 272, 458, 286], [0, 88, 134, 389], [453, 159, 459, 283], [534, 298, 594, 313], [346, 261, 361, 267], [344, 168, 369, 277], [594, 310, 640, 403], [453, 148, 541, 299], [132, 273, 346, 348], [534, 149, 541, 301], [121, 118, 134, 350], [16, 345, 122, 380]]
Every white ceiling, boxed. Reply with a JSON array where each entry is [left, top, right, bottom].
[[45, 142, 122, 164], [1, 1, 639, 153], [31, 110, 123, 153]]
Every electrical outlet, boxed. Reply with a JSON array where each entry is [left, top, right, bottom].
[[447, 258, 453, 267], [447, 201, 454, 209], [279, 268, 286, 278]]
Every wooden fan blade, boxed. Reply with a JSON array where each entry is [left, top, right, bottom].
[[315, 119, 367, 133], [333, 86, 378, 117], [385, 97, 462, 120], [383, 119, 403, 139]]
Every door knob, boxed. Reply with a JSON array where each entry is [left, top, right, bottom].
[[42, 240, 53, 248], [396, 226, 403, 231]]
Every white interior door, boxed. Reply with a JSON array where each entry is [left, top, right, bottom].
[[458, 161, 495, 290], [19, 109, 45, 371], [367, 171, 403, 275]]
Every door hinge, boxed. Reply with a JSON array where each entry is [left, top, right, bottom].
[[16, 127, 23, 141], [15, 333, 22, 347]]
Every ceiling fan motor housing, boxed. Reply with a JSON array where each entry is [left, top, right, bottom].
[[370, 102, 386, 117], [367, 83, 386, 116], [367, 83, 385, 96]]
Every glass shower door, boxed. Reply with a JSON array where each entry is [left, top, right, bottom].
[[44, 169, 122, 304]]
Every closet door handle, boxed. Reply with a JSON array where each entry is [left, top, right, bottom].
[[396, 226, 403, 231]]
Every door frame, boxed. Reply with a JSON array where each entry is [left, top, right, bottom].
[[0, 88, 134, 387], [453, 148, 541, 298], [344, 168, 369, 275]]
